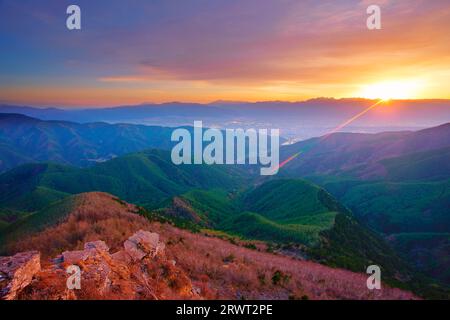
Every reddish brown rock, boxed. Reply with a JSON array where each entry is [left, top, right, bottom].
[[61, 250, 94, 265], [123, 230, 165, 261], [61, 241, 110, 265], [20, 231, 175, 300], [84, 241, 109, 252], [0, 251, 41, 300]]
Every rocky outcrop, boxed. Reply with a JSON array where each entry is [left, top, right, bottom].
[[8, 230, 192, 300], [0, 251, 41, 300], [123, 230, 165, 261], [61, 241, 110, 265]]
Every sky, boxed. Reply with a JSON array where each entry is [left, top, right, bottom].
[[0, 0, 449, 107]]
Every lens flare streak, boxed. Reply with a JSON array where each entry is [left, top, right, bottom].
[[278, 99, 385, 171]]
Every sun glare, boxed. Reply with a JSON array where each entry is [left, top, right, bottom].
[[358, 80, 422, 100]]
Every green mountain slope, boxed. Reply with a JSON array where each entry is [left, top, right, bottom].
[[0, 149, 245, 213], [381, 147, 450, 181], [242, 179, 334, 221], [0, 113, 177, 173], [315, 178, 450, 234], [227, 179, 340, 245], [160, 179, 421, 290], [279, 123, 450, 179], [305, 175, 450, 290], [0, 194, 80, 246], [390, 233, 450, 285]]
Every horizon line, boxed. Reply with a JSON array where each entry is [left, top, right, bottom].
[[1, 97, 450, 110]]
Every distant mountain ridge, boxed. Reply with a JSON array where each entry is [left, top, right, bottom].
[[2, 99, 449, 139], [280, 122, 450, 180], [0, 113, 289, 174], [1, 112, 449, 176], [0, 113, 176, 173]]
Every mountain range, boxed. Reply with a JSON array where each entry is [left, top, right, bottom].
[[2, 99, 450, 139], [277, 123, 450, 286], [0, 152, 432, 298], [0, 113, 177, 173], [280, 122, 450, 180], [0, 149, 447, 298], [0, 112, 449, 299]]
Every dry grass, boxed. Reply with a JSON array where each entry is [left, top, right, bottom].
[[152, 222, 417, 300], [9, 193, 151, 261]]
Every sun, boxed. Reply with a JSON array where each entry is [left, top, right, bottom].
[[358, 80, 422, 100]]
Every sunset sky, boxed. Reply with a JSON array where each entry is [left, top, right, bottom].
[[0, 0, 449, 107]]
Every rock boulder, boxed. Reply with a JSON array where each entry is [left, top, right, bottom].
[[0, 251, 41, 300], [124, 230, 165, 261]]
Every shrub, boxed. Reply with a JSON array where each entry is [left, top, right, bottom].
[[272, 270, 291, 286]]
